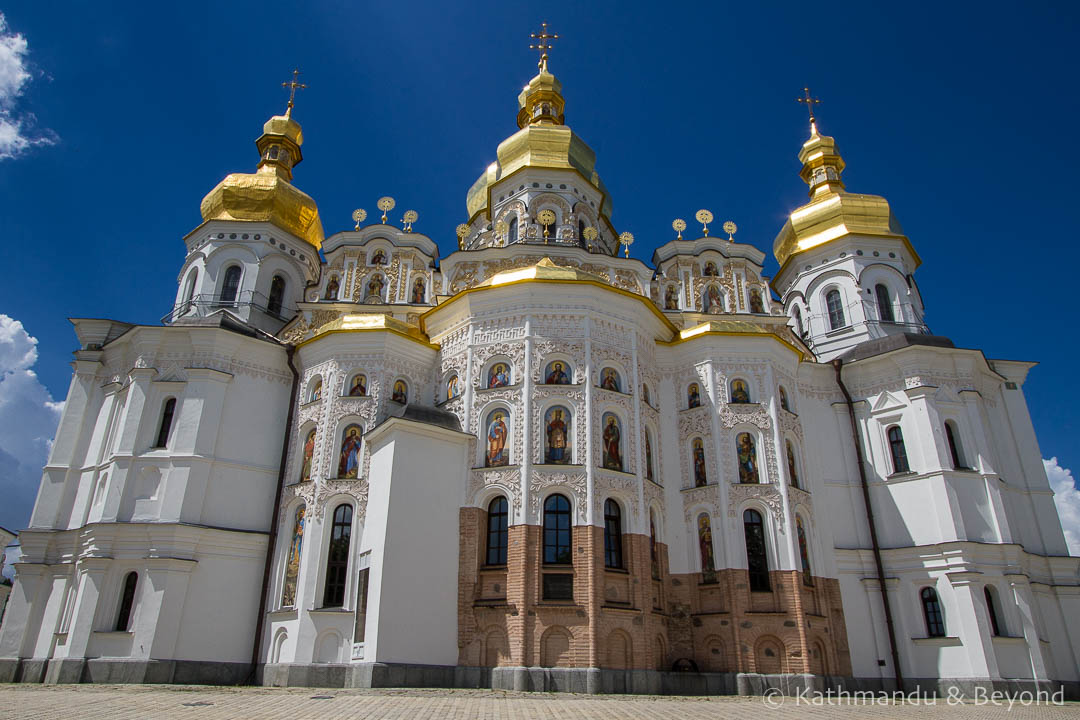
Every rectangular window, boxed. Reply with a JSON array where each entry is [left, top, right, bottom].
[[542, 573, 574, 601]]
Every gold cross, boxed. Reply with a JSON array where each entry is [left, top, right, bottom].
[[282, 69, 307, 115], [797, 86, 822, 129], [529, 22, 559, 71]]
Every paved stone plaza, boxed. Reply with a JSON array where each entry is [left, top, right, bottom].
[[1, 685, 1078, 719]]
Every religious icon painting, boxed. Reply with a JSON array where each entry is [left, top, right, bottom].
[[486, 409, 509, 467], [665, 285, 678, 310], [737, 432, 759, 484], [310, 380, 322, 403], [280, 504, 306, 607], [600, 367, 621, 393], [371, 249, 387, 265], [749, 289, 765, 314], [544, 361, 570, 385], [704, 261, 719, 277], [688, 383, 701, 409], [366, 274, 385, 303], [779, 386, 789, 411], [705, 285, 724, 314], [412, 277, 426, 304], [348, 373, 367, 397], [786, 441, 800, 488], [446, 374, 460, 400], [300, 429, 316, 483], [338, 424, 362, 479], [544, 406, 571, 464], [324, 275, 340, 300], [392, 380, 408, 404], [693, 437, 707, 487], [488, 362, 510, 389], [645, 431, 655, 483], [601, 412, 623, 471], [698, 513, 716, 582], [730, 379, 751, 404]]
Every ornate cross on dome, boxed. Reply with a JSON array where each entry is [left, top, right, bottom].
[[797, 86, 822, 130], [282, 69, 307, 116], [529, 22, 559, 71]]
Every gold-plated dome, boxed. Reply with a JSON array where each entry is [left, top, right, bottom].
[[773, 126, 909, 268], [465, 64, 612, 222], [199, 108, 324, 249]]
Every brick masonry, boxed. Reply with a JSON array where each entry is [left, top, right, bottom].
[[458, 507, 852, 676]]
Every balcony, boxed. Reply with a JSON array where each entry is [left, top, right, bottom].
[[162, 291, 296, 325]]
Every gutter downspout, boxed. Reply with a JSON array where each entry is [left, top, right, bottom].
[[832, 357, 904, 691], [248, 344, 299, 684]]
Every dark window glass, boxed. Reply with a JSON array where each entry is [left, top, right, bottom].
[[268, 275, 286, 316], [323, 504, 353, 607], [826, 289, 845, 330], [578, 219, 585, 245], [888, 426, 910, 474], [507, 218, 518, 244], [921, 587, 946, 637], [183, 269, 198, 305], [875, 284, 895, 322], [542, 573, 573, 601], [743, 509, 770, 592], [984, 586, 1002, 637], [543, 494, 572, 564], [485, 496, 508, 565], [115, 571, 139, 631], [354, 566, 370, 643], [155, 398, 176, 448], [604, 499, 623, 569], [793, 306, 804, 336], [221, 265, 242, 303], [945, 423, 963, 469]]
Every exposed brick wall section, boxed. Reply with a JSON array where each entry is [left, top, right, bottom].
[[457, 511, 852, 675]]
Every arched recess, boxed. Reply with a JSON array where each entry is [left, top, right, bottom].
[[703, 634, 726, 672], [754, 635, 786, 674], [654, 634, 668, 672], [808, 638, 830, 676], [271, 628, 289, 663], [540, 625, 573, 668], [314, 630, 343, 663], [480, 355, 514, 389], [483, 626, 511, 666], [479, 402, 513, 468], [605, 629, 632, 670], [540, 354, 575, 385]]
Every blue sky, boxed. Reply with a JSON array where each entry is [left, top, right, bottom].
[[0, 2, 1078, 541]]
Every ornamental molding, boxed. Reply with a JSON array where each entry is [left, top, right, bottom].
[[282, 477, 369, 522], [788, 486, 812, 518], [469, 467, 522, 514], [529, 469, 588, 524], [531, 340, 585, 382], [531, 390, 586, 465], [727, 483, 785, 534], [681, 486, 719, 522]]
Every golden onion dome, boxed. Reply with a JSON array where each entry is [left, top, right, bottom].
[[199, 108, 324, 249], [465, 65, 612, 222], [773, 125, 909, 269]]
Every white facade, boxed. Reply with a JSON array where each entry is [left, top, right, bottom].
[[1, 63, 1076, 696]]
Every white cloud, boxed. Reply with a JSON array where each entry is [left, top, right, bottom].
[[0, 314, 62, 532], [1044, 457, 1080, 556], [0, 12, 55, 160]]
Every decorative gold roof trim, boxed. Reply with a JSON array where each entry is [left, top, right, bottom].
[[659, 321, 806, 360], [294, 313, 438, 350]]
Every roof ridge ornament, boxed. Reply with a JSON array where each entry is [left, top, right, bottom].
[[529, 22, 559, 72], [282, 69, 307, 117]]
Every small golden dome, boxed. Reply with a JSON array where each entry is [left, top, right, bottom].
[[773, 127, 909, 269], [199, 107, 323, 249]]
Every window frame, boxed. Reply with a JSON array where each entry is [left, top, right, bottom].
[[743, 508, 771, 592], [322, 503, 354, 608], [874, 283, 895, 323], [115, 571, 139, 632], [825, 288, 846, 330], [603, 499, 624, 569], [887, 425, 911, 474], [920, 586, 946, 638], [268, 274, 287, 316], [220, 264, 242, 304], [542, 494, 572, 565], [485, 496, 509, 566], [154, 397, 177, 449], [944, 421, 965, 469]]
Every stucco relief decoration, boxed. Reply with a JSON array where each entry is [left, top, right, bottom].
[[594, 470, 639, 520], [471, 341, 526, 387], [532, 314, 586, 339], [469, 468, 522, 514], [681, 487, 719, 523], [531, 340, 584, 382], [727, 483, 785, 534], [678, 410, 715, 488], [788, 486, 812, 518], [529, 470, 587, 524], [693, 264, 736, 311]]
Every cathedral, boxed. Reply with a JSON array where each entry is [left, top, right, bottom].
[[1, 39, 1077, 698]]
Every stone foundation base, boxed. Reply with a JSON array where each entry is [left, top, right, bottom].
[[3, 656, 1076, 701]]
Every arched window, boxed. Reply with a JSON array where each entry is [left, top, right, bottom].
[[875, 283, 895, 322], [984, 586, 1003, 637], [182, 268, 198, 307], [649, 510, 660, 580], [115, 571, 139, 631], [486, 496, 508, 566], [578, 219, 585, 244], [920, 587, 946, 637], [268, 275, 286, 316], [945, 422, 965, 469], [604, 499, 623, 569], [888, 425, 910, 474], [797, 516, 813, 586], [507, 217, 518, 244], [825, 289, 845, 330], [730, 378, 751, 404], [220, 265, 242, 304], [543, 494, 572, 564], [786, 440, 800, 489], [323, 504, 353, 607], [779, 386, 790, 412], [793, 305, 805, 337], [154, 398, 176, 448], [743, 509, 770, 592]]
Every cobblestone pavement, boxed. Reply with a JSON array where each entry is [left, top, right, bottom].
[[2, 685, 1078, 719]]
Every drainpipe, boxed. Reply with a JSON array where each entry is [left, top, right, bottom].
[[248, 344, 299, 684], [832, 358, 904, 691]]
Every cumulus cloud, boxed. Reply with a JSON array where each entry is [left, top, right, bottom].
[[1044, 457, 1080, 556], [0, 315, 62, 531], [0, 12, 55, 160]]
